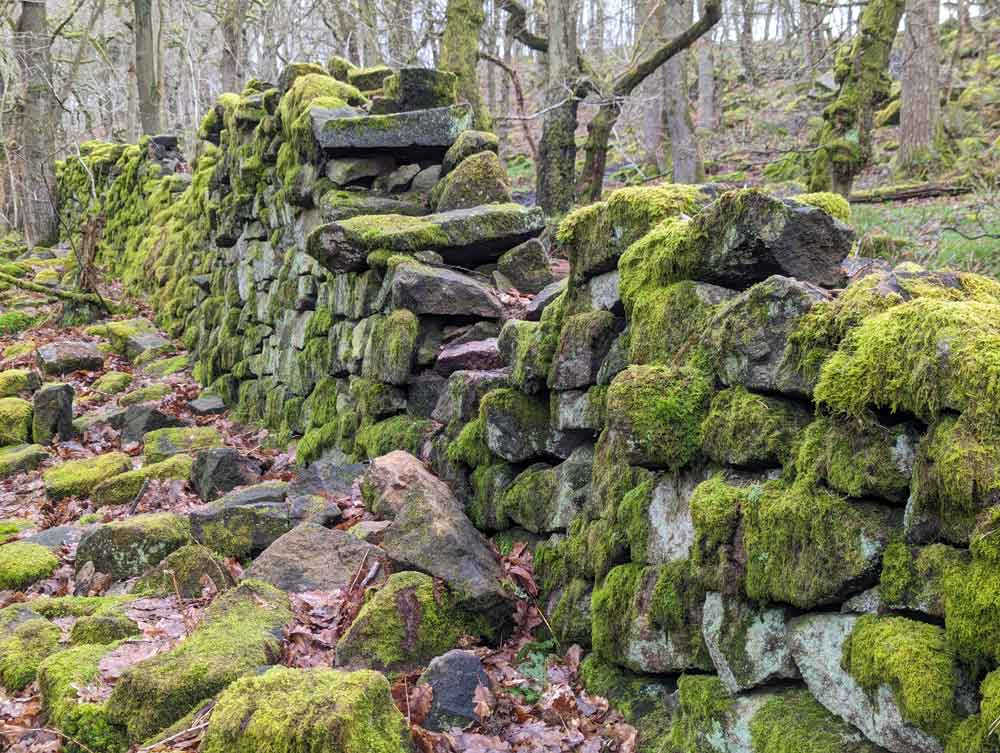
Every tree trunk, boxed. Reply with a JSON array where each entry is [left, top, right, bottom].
[[13, 1, 58, 248], [537, 0, 579, 214], [441, 0, 489, 129], [695, 0, 717, 128], [739, 0, 756, 85], [588, 0, 605, 57], [809, 0, 904, 195], [898, 0, 939, 170], [134, 0, 161, 134], [220, 0, 249, 93], [638, 0, 664, 170], [662, 0, 703, 182]]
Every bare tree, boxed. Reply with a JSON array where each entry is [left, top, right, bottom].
[[537, 0, 579, 213], [695, 0, 717, 129], [898, 0, 940, 171], [220, 0, 250, 93], [662, 0, 704, 182], [134, 0, 162, 134]]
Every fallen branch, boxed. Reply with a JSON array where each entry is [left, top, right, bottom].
[[0, 270, 115, 309], [848, 182, 973, 203]]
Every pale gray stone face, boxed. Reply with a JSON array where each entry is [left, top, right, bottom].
[[642, 467, 714, 564], [788, 613, 945, 753]]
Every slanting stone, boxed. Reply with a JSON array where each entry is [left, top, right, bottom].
[[143, 426, 223, 464], [91, 454, 193, 507], [318, 189, 429, 222], [435, 339, 504, 376], [497, 238, 553, 295], [709, 276, 831, 398], [107, 581, 291, 742], [189, 481, 293, 558], [442, 130, 499, 175], [388, 263, 504, 319], [701, 592, 799, 693], [31, 383, 74, 444], [788, 613, 946, 753], [325, 154, 396, 187], [43, 452, 132, 500], [307, 204, 544, 272], [245, 523, 387, 592], [188, 393, 226, 415], [75, 512, 190, 580], [90, 318, 171, 362], [0, 397, 32, 446], [336, 571, 492, 673], [525, 279, 567, 321], [361, 451, 454, 519], [435, 151, 512, 212], [373, 163, 420, 193], [418, 650, 491, 732], [0, 368, 41, 397], [191, 447, 263, 502], [0, 443, 48, 479], [312, 104, 472, 153], [202, 666, 410, 753], [549, 311, 623, 390]]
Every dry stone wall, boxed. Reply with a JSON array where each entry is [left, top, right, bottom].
[[56, 60, 1000, 753]]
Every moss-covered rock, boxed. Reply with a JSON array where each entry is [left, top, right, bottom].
[[0, 442, 49, 478], [701, 387, 810, 468], [749, 689, 884, 753], [143, 426, 222, 464], [43, 451, 132, 500], [69, 613, 140, 645], [360, 309, 419, 386], [0, 368, 41, 397], [0, 396, 32, 446], [0, 616, 61, 690], [336, 571, 491, 673], [75, 512, 190, 580], [202, 666, 411, 753], [480, 387, 551, 463], [189, 481, 293, 559], [87, 318, 171, 362], [434, 150, 511, 212], [794, 191, 852, 222], [548, 310, 623, 390], [354, 414, 433, 460], [134, 543, 234, 598], [142, 354, 188, 377], [107, 580, 291, 742], [119, 382, 171, 406], [878, 541, 967, 618], [91, 371, 133, 395], [0, 540, 59, 589], [91, 454, 193, 507]]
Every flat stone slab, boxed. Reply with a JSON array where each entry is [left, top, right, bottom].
[[311, 104, 472, 153], [188, 394, 226, 415], [36, 341, 104, 375]]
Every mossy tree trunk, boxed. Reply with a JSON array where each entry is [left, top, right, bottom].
[[808, 0, 905, 196], [441, 0, 489, 130], [133, 0, 162, 134], [898, 0, 940, 171]]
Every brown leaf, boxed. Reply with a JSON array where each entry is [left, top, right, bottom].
[[408, 683, 434, 726], [473, 684, 495, 722]]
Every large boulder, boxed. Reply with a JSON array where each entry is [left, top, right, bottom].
[[36, 341, 103, 375], [201, 667, 411, 753], [311, 104, 472, 155], [361, 450, 453, 518], [435, 151, 511, 212], [190, 481, 295, 559], [387, 263, 504, 319], [75, 512, 190, 580], [244, 523, 387, 592]]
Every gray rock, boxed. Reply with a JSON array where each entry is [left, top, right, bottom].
[[481, 390, 551, 463], [524, 279, 567, 321], [788, 613, 944, 753], [388, 263, 504, 319], [325, 155, 396, 187], [373, 163, 421, 193], [189, 481, 294, 558], [435, 339, 504, 376], [361, 450, 452, 520], [76, 513, 189, 581], [244, 523, 386, 592], [406, 372, 447, 419], [496, 238, 553, 295], [549, 311, 623, 390], [286, 457, 364, 524], [36, 341, 103, 375], [596, 331, 628, 386], [418, 650, 491, 732], [431, 369, 509, 426], [552, 390, 602, 432], [379, 68, 458, 112], [639, 467, 717, 565], [0, 443, 49, 479], [191, 448, 263, 502], [551, 444, 594, 528], [115, 404, 187, 444], [25, 524, 88, 550], [31, 383, 74, 444], [410, 164, 441, 193], [442, 130, 499, 175], [587, 270, 622, 313], [312, 104, 472, 154], [188, 394, 226, 415], [702, 592, 799, 693], [318, 190, 428, 223], [709, 275, 831, 398], [348, 520, 391, 542]]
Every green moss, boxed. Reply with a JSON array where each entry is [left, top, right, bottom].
[[296, 420, 342, 465], [446, 416, 493, 468], [942, 556, 1000, 665], [76, 512, 191, 579], [0, 541, 59, 589], [702, 387, 810, 468], [133, 544, 233, 598], [70, 613, 140, 645], [546, 577, 593, 648], [0, 617, 61, 690], [498, 464, 558, 534], [26, 595, 131, 619], [843, 614, 961, 739], [91, 454, 193, 507], [879, 541, 965, 616], [625, 280, 720, 365], [794, 191, 852, 222], [0, 311, 37, 335], [605, 363, 713, 470], [617, 217, 697, 312], [143, 426, 222, 464], [0, 517, 33, 537], [107, 580, 291, 742], [689, 475, 749, 587], [362, 309, 419, 386], [353, 415, 432, 460], [119, 382, 171, 406], [0, 442, 49, 478], [0, 368, 40, 397], [467, 462, 515, 531], [38, 642, 128, 753], [91, 371, 133, 395], [970, 506, 1000, 564], [336, 571, 491, 673], [0, 396, 32, 445], [202, 666, 410, 753], [750, 689, 881, 753], [668, 674, 735, 753], [44, 452, 132, 500], [143, 354, 188, 377]]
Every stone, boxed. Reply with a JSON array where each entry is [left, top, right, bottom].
[[31, 383, 74, 444], [381, 68, 458, 112], [435, 151, 512, 212], [134, 544, 235, 598], [143, 426, 223, 464], [36, 341, 103, 375], [406, 372, 447, 419], [90, 318, 171, 362], [201, 666, 411, 753], [188, 393, 226, 415], [552, 389, 604, 432], [312, 104, 472, 155], [116, 404, 187, 443], [709, 276, 831, 398], [245, 523, 387, 592], [442, 129, 499, 175], [346, 64, 393, 90], [24, 524, 88, 550], [348, 520, 392, 542], [587, 270, 623, 313], [633, 467, 720, 565], [308, 204, 544, 272], [287, 456, 366, 514], [91, 371, 132, 395], [336, 571, 492, 673], [119, 383, 172, 407], [701, 592, 799, 693], [0, 397, 32, 446], [431, 368, 509, 426], [43, 451, 132, 500], [325, 154, 396, 187], [496, 238, 553, 295], [189, 481, 294, 559], [0, 368, 41, 397], [318, 190, 429, 222], [0, 443, 49, 479], [91, 454, 193, 507], [410, 164, 441, 193], [549, 311, 623, 390], [373, 162, 421, 193], [0, 541, 59, 590], [388, 263, 504, 319], [524, 278, 567, 321], [435, 339, 504, 375], [481, 388, 551, 463], [788, 613, 946, 753], [75, 512, 190, 580], [418, 650, 491, 732], [361, 450, 454, 519]]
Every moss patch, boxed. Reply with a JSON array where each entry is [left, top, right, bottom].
[[702, 387, 810, 468], [0, 541, 59, 590], [43, 452, 132, 500], [91, 454, 193, 507], [0, 617, 61, 690]]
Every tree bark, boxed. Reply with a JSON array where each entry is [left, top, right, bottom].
[[441, 0, 489, 129], [13, 1, 58, 248], [695, 0, 717, 129], [662, 0, 703, 182], [898, 0, 939, 170], [220, 0, 249, 93], [739, 0, 756, 85], [133, 0, 161, 134], [638, 0, 664, 170], [537, 0, 579, 214]]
